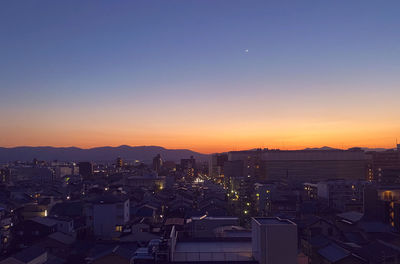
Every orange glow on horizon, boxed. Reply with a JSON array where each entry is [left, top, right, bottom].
[[1, 101, 399, 154], [1, 124, 398, 154]]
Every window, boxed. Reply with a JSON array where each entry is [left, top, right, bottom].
[[115, 225, 123, 232]]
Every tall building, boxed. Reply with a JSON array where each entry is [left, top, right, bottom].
[[368, 148, 400, 184], [228, 148, 370, 183], [116, 157, 123, 168], [0, 168, 10, 184], [181, 156, 196, 178], [252, 217, 297, 264], [223, 148, 370, 220], [152, 154, 163, 174], [228, 149, 265, 181], [224, 160, 244, 181], [317, 179, 366, 212], [363, 186, 400, 230], [209, 153, 228, 180], [0, 207, 12, 252], [78, 162, 93, 179], [54, 166, 72, 178], [254, 183, 274, 216]]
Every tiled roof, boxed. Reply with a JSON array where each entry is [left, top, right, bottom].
[[318, 243, 350, 263]]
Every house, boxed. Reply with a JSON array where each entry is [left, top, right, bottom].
[[301, 217, 343, 239], [317, 243, 364, 264], [37, 232, 75, 259], [14, 217, 57, 246], [86, 244, 136, 264], [85, 194, 130, 239], [0, 246, 47, 264]]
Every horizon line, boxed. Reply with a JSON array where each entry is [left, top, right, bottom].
[[0, 144, 397, 155]]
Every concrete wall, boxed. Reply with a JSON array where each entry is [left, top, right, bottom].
[[172, 251, 251, 262], [252, 218, 297, 264], [93, 204, 116, 238], [265, 223, 297, 264], [55, 219, 74, 234]]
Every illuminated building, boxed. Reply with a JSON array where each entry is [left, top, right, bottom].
[[228, 149, 265, 181], [228, 148, 370, 183], [317, 179, 366, 212], [303, 182, 318, 200], [254, 183, 274, 216], [0, 208, 13, 252], [364, 186, 400, 231], [116, 157, 123, 168], [209, 153, 228, 181], [125, 174, 166, 190], [180, 156, 196, 178], [0, 168, 10, 184], [368, 148, 400, 184]]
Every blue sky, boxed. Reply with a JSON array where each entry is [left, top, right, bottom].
[[1, 1, 399, 152]]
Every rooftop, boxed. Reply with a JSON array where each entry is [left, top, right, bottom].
[[88, 194, 128, 204], [337, 211, 363, 223], [48, 232, 75, 245], [318, 243, 350, 263], [191, 216, 238, 221], [253, 217, 296, 226], [13, 246, 47, 263], [31, 216, 57, 227]]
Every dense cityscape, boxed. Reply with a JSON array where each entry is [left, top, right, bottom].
[[2, 1, 400, 263], [0, 145, 399, 263]]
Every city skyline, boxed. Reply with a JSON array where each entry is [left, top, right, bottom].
[[0, 143, 398, 155], [1, 0, 399, 153]]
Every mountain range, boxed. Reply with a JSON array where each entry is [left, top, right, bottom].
[[0, 145, 209, 163], [0, 145, 394, 163], [303, 146, 393, 152]]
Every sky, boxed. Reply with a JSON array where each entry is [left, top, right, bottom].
[[0, 0, 399, 153]]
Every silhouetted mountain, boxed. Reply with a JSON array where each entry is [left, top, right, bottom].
[[303, 146, 393, 152], [303, 146, 339, 151], [0, 145, 209, 163]]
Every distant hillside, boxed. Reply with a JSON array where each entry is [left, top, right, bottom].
[[0, 145, 209, 163], [303, 146, 340, 151], [303, 146, 393, 152]]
